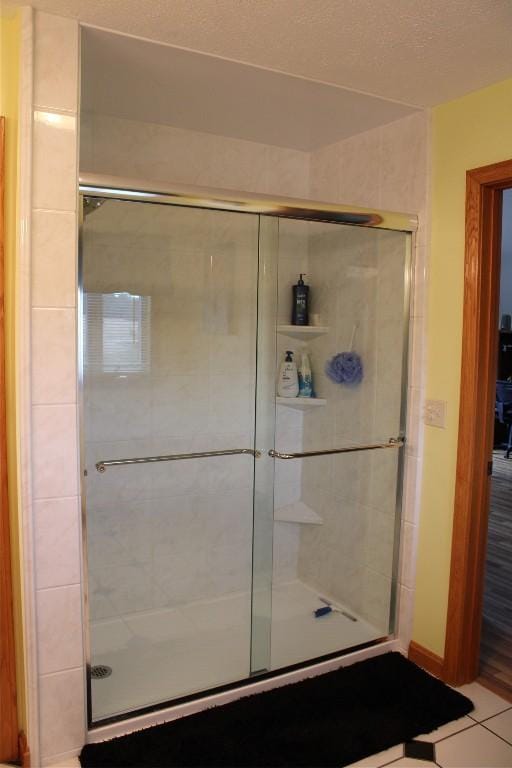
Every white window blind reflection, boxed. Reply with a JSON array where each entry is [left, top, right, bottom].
[[84, 292, 151, 374]]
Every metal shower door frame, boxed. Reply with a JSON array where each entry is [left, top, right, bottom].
[[78, 173, 415, 727]]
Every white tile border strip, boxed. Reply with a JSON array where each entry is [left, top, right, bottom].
[[17, 7, 41, 768]]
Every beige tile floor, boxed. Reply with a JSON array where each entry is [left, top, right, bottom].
[[347, 682, 512, 768], [1, 681, 510, 768]]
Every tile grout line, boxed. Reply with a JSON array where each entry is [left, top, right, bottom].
[[478, 704, 512, 724], [478, 719, 512, 750], [467, 702, 512, 724], [378, 744, 405, 767], [431, 720, 478, 744]]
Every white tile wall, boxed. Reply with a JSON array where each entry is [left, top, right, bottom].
[[30, 12, 85, 765], [33, 112, 78, 210], [34, 497, 81, 589], [39, 668, 86, 762], [37, 585, 84, 675], [32, 405, 79, 498], [31, 210, 77, 307], [81, 113, 310, 199], [31, 308, 76, 404], [33, 11, 78, 113]]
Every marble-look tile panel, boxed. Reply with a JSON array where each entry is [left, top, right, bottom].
[[336, 125, 382, 209], [39, 668, 86, 759], [402, 454, 421, 524], [32, 308, 76, 404], [379, 112, 428, 214], [399, 521, 418, 590], [397, 584, 415, 648], [85, 113, 310, 198], [405, 386, 423, 458], [34, 12, 78, 113], [412, 246, 428, 319], [33, 111, 77, 211], [32, 404, 79, 499], [34, 497, 81, 589], [32, 210, 77, 307], [407, 315, 426, 390], [37, 584, 83, 674]]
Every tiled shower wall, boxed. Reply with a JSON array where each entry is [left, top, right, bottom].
[[81, 115, 313, 592], [80, 112, 310, 198], [24, 10, 429, 764], [83, 201, 259, 620], [309, 112, 430, 643], [297, 225, 409, 631]]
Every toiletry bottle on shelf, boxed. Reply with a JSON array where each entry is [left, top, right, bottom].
[[298, 352, 313, 398], [278, 351, 299, 398], [292, 274, 309, 326]]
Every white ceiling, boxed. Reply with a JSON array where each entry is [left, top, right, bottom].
[[8, 0, 512, 107], [81, 28, 418, 151]]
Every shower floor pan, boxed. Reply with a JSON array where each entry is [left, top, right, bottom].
[[90, 579, 382, 722]]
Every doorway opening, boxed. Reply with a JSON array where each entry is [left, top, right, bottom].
[[479, 188, 512, 697], [445, 159, 512, 698]]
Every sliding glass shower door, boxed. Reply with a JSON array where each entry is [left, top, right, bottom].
[[81, 192, 411, 723], [81, 199, 261, 720], [266, 218, 410, 672]]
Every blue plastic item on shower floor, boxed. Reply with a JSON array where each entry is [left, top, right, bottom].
[[313, 600, 358, 621]]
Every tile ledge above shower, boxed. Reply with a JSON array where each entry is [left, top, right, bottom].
[[274, 501, 323, 525]]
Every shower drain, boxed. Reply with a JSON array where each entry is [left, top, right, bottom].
[[91, 664, 112, 680]]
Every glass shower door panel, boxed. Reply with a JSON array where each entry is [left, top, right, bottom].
[[270, 219, 410, 671], [82, 199, 260, 720]]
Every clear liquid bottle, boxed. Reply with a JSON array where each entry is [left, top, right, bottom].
[[298, 352, 313, 398]]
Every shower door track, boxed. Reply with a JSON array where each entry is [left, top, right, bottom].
[[79, 172, 418, 232], [89, 635, 396, 732]]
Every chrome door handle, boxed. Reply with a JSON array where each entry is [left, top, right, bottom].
[[96, 448, 261, 473], [268, 437, 404, 460]]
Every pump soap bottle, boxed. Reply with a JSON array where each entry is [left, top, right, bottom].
[[278, 351, 299, 398], [292, 274, 309, 326]]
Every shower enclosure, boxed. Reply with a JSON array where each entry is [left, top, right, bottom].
[[79, 178, 412, 723]]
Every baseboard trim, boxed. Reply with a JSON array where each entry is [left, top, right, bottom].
[[19, 731, 30, 768], [408, 641, 445, 680]]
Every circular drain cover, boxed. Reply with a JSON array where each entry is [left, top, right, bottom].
[[91, 664, 112, 680]]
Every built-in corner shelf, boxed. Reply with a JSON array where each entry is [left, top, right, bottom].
[[276, 397, 326, 409], [274, 501, 323, 525], [277, 325, 329, 340]]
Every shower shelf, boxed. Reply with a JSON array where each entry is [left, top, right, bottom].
[[274, 501, 323, 525], [276, 325, 329, 339], [276, 397, 326, 409]]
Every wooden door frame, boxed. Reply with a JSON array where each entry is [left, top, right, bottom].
[[0, 116, 19, 761], [444, 158, 512, 686]]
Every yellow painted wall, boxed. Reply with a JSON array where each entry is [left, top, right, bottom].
[[0, 6, 26, 733], [413, 78, 512, 656]]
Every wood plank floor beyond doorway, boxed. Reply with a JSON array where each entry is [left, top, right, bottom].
[[480, 451, 512, 694]]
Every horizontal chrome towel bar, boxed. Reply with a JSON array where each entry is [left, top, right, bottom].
[[268, 437, 404, 460], [96, 448, 261, 473]]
